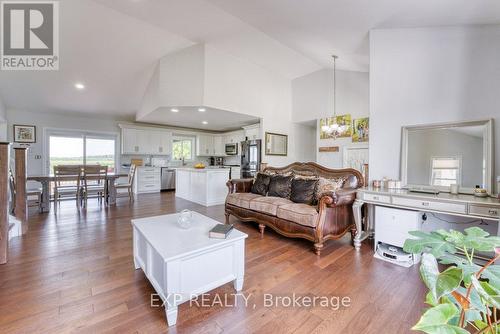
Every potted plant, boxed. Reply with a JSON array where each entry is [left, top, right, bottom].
[[403, 227, 500, 334]]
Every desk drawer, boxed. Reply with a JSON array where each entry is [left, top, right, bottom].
[[362, 193, 391, 204], [392, 197, 467, 214], [469, 205, 500, 219]]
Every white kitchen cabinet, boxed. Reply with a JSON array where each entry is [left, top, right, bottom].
[[150, 131, 172, 155], [122, 128, 139, 154], [244, 127, 260, 140], [213, 135, 225, 156], [121, 127, 172, 156], [175, 168, 230, 206], [224, 131, 245, 145], [197, 134, 214, 156], [133, 167, 161, 194]]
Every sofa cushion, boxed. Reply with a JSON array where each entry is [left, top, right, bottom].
[[268, 175, 293, 198], [226, 193, 262, 209], [277, 203, 319, 228], [290, 178, 318, 205], [249, 196, 293, 216], [315, 176, 347, 200], [251, 173, 271, 196]]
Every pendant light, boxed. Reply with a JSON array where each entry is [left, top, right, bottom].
[[321, 55, 346, 139]]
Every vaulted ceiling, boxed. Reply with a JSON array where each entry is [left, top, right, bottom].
[[0, 0, 499, 118]]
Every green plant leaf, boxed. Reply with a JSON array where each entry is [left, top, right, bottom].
[[412, 304, 468, 334], [404, 231, 456, 258], [420, 253, 440, 300], [436, 267, 463, 300], [463, 227, 500, 252], [419, 254, 463, 301], [470, 275, 500, 309], [425, 291, 438, 307]]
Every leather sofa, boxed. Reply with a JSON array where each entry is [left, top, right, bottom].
[[225, 162, 364, 255]]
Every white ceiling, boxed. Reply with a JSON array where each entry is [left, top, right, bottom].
[[206, 0, 500, 71], [137, 106, 260, 132], [1, 0, 499, 123]]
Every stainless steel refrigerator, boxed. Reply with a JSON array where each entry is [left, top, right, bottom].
[[240, 140, 261, 178]]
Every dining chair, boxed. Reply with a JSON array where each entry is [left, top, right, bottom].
[[53, 165, 83, 207], [115, 164, 136, 202], [82, 165, 108, 206], [9, 169, 43, 214]]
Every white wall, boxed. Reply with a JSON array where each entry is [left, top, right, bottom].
[[370, 26, 500, 193], [204, 45, 313, 166], [292, 69, 370, 168]]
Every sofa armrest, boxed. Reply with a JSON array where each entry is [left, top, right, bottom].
[[226, 178, 254, 194], [319, 188, 357, 207]]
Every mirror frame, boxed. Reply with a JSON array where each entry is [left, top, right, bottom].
[[401, 119, 494, 194], [265, 132, 288, 156]]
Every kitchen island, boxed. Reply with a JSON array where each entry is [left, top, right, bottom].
[[175, 168, 230, 206]]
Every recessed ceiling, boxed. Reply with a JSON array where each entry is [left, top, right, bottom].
[[136, 106, 260, 132]]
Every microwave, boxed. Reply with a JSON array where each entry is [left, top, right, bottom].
[[225, 143, 238, 155]]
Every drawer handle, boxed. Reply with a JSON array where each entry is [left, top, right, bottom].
[[373, 196, 379, 200], [422, 202, 430, 207], [489, 209, 498, 215]]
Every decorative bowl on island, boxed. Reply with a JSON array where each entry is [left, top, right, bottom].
[[194, 163, 205, 169]]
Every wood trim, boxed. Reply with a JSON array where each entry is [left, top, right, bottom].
[[0, 143, 10, 264], [318, 146, 339, 152], [14, 148, 28, 234]]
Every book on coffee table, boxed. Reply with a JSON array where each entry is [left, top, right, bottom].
[[209, 224, 234, 239]]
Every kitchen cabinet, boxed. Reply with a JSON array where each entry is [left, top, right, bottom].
[[213, 135, 225, 156], [197, 134, 214, 156], [244, 126, 260, 140], [121, 127, 172, 156], [175, 168, 230, 206], [133, 167, 161, 194], [122, 128, 139, 154], [150, 131, 172, 155]]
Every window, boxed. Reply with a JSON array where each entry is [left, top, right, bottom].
[[431, 157, 461, 187], [47, 131, 117, 173], [172, 137, 194, 161]]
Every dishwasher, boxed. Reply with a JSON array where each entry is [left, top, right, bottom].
[[161, 168, 176, 191]]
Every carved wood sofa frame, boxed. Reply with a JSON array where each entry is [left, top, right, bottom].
[[224, 162, 364, 255]]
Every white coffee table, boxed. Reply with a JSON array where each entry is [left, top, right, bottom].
[[131, 211, 247, 326]]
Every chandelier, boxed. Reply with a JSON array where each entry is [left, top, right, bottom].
[[321, 55, 347, 139]]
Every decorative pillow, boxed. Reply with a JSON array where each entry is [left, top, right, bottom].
[[290, 178, 318, 205], [268, 175, 294, 198], [315, 176, 347, 200], [263, 170, 294, 177], [251, 173, 271, 196]]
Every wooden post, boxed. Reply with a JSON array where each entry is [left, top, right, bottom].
[[0, 142, 11, 264], [14, 147, 28, 235]]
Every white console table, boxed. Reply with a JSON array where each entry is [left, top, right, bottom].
[[352, 187, 500, 250]]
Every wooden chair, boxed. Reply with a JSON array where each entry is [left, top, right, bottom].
[[9, 169, 43, 214], [53, 165, 82, 207], [115, 164, 136, 202], [82, 165, 108, 206]]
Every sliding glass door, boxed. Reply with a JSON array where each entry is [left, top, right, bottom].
[[46, 130, 117, 174]]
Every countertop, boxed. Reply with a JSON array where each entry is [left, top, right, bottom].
[[175, 167, 231, 173]]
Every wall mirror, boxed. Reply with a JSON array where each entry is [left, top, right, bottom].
[[265, 132, 288, 156], [401, 119, 493, 194]]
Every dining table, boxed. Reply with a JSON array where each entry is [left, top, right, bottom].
[[27, 173, 128, 213]]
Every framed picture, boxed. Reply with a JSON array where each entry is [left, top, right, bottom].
[[13, 124, 36, 143], [265, 132, 288, 156], [319, 114, 352, 139], [352, 117, 369, 142]]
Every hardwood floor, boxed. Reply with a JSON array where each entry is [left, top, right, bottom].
[[0, 192, 427, 333]]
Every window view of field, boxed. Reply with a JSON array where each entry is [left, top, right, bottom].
[[49, 136, 116, 173]]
